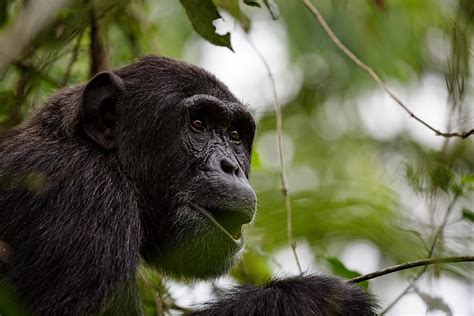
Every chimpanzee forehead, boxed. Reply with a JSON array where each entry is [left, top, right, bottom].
[[117, 56, 238, 100], [184, 94, 250, 118], [115, 56, 254, 125]]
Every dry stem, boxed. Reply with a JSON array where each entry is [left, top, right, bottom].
[[247, 39, 302, 273]]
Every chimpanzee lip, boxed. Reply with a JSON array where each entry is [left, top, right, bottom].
[[190, 203, 244, 246]]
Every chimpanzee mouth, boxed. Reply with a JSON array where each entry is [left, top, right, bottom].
[[190, 204, 247, 245]]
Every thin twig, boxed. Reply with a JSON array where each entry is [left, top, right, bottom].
[[301, 0, 474, 139], [246, 38, 302, 273], [349, 256, 474, 284], [427, 194, 459, 256], [380, 194, 460, 314], [379, 277, 416, 315]]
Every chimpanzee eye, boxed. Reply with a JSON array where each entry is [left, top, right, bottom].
[[230, 130, 240, 141], [192, 119, 205, 130]]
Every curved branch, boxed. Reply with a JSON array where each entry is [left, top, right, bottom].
[[301, 0, 474, 139], [348, 256, 474, 284]]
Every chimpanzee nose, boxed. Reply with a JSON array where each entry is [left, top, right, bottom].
[[209, 153, 257, 224], [220, 157, 240, 177]]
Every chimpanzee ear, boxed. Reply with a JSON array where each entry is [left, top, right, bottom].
[[81, 71, 125, 150]]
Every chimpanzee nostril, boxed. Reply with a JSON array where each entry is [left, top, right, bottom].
[[220, 158, 239, 176]]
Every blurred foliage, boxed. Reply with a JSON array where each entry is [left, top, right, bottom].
[[0, 0, 473, 314], [0, 281, 28, 316], [325, 257, 368, 289]]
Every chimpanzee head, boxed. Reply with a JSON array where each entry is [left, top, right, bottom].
[[80, 56, 257, 278]]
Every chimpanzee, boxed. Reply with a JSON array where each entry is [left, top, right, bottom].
[[0, 56, 376, 315]]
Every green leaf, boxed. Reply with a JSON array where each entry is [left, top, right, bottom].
[[461, 175, 474, 184], [430, 165, 453, 192], [231, 251, 272, 285], [459, 175, 474, 192], [251, 148, 262, 170], [243, 0, 261, 7], [180, 0, 232, 50], [325, 257, 368, 289], [214, 0, 251, 32], [450, 182, 463, 196], [462, 209, 474, 222]]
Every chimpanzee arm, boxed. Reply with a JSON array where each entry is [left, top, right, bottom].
[[193, 274, 377, 316]]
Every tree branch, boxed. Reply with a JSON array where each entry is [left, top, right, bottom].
[[301, 0, 474, 139], [348, 256, 474, 284], [89, 4, 108, 76]]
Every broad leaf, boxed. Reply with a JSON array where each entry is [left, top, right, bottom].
[[325, 257, 369, 289], [461, 175, 474, 184], [462, 209, 474, 222], [180, 0, 232, 49], [214, 0, 251, 32]]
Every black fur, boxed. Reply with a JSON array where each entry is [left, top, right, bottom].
[[0, 55, 376, 315], [194, 275, 377, 316]]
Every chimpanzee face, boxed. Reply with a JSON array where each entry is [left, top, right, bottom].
[[80, 57, 257, 278]]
